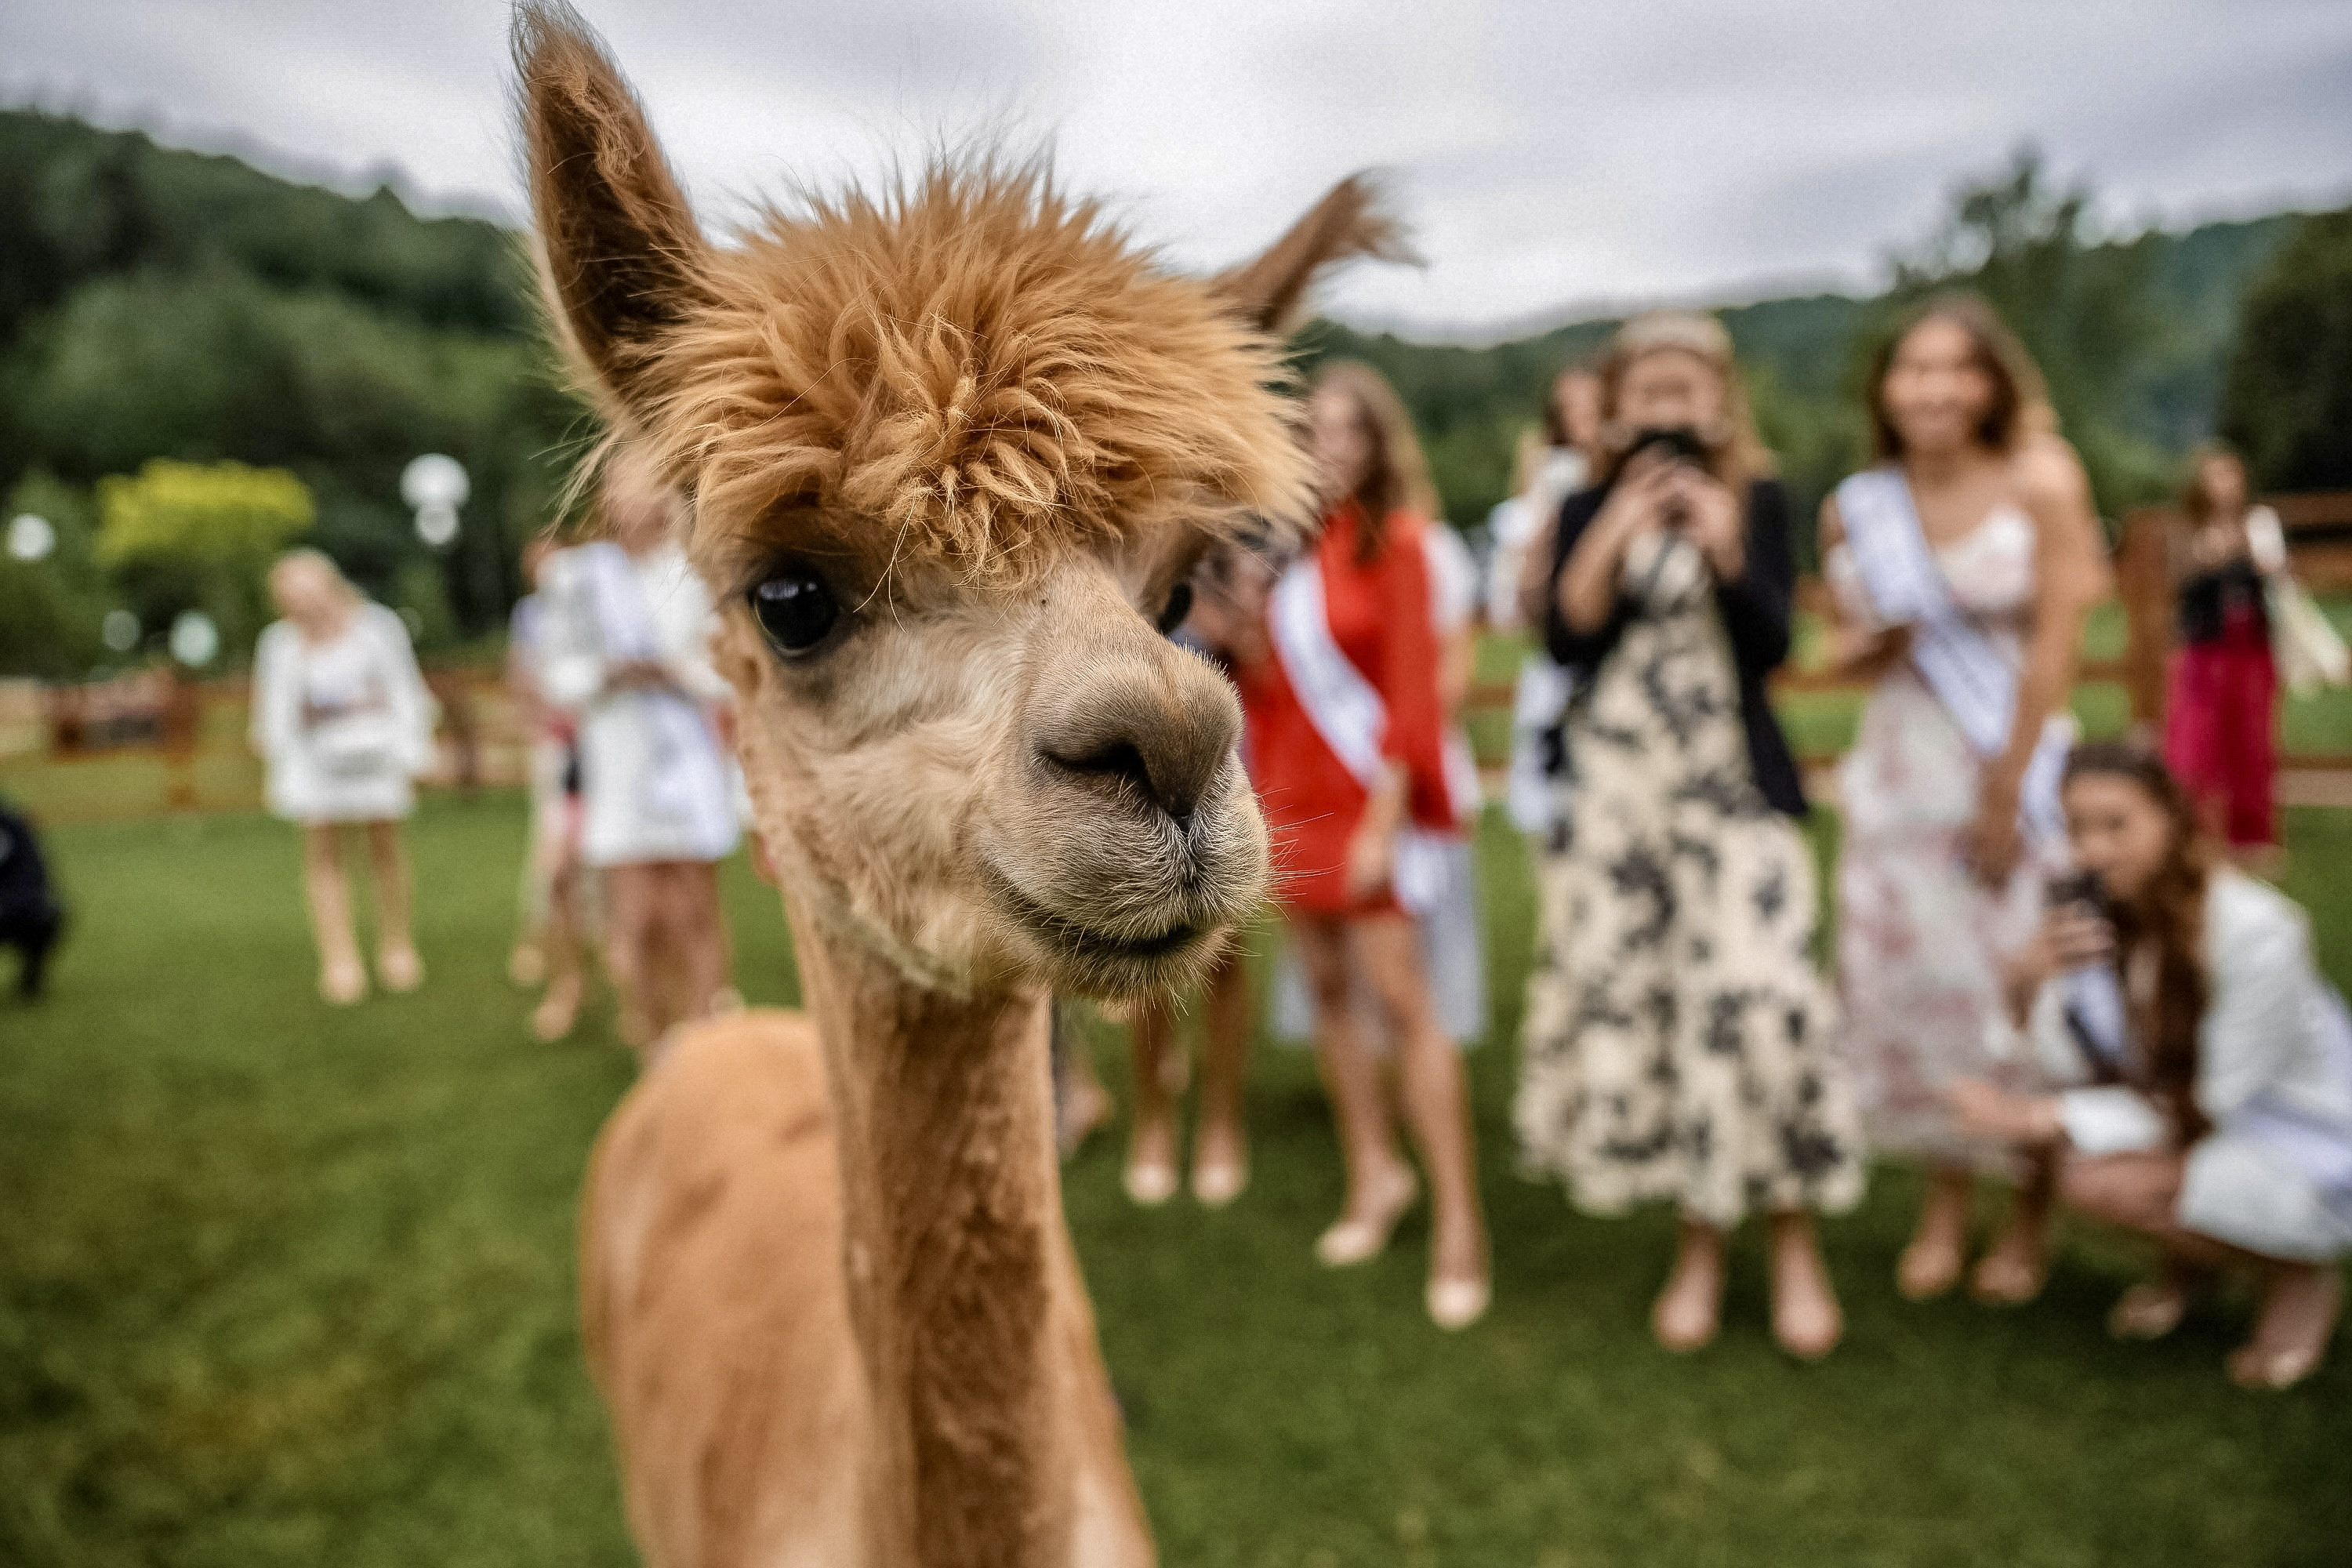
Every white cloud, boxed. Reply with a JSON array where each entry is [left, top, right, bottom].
[[6, 0, 2349, 336]]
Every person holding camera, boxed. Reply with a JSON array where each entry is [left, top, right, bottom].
[[1950, 743, 2350, 1389], [1515, 312, 1862, 1359]]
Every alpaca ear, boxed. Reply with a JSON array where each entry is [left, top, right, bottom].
[[514, 0, 712, 417], [1211, 173, 1417, 339]]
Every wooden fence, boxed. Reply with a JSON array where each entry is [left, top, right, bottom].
[[9, 492, 2352, 821]]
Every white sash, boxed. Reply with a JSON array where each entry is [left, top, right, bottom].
[[1834, 467, 2073, 843], [1268, 557, 1454, 915], [1836, 468, 2114, 1047]]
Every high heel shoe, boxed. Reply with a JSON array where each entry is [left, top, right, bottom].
[[1314, 1166, 1418, 1268], [1425, 1273, 1490, 1331]]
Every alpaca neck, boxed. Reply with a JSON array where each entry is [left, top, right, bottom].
[[790, 899, 1073, 1568]]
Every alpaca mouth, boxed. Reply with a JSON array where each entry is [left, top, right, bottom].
[[987, 869, 1206, 961]]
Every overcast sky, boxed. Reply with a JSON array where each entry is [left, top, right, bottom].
[[9, 0, 2351, 339]]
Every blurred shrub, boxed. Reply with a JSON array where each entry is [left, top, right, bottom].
[[96, 459, 314, 664]]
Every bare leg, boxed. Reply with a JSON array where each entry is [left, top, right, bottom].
[[2232, 1264, 2342, 1390], [364, 820, 421, 991], [1768, 1210, 1845, 1359], [603, 863, 658, 1050], [2059, 1150, 2338, 1386], [1293, 913, 1414, 1267], [673, 860, 729, 1023], [1351, 914, 1489, 1323], [1653, 1218, 1726, 1353], [1973, 1149, 2057, 1305], [1190, 944, 1254, 1206], [303, 823, 365, 1004], [1124, 999, 1181, 1204], [1899, 1165, 1975, 1300], [531, 858, 585, 1042]]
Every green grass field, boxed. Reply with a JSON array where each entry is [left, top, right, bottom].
[[4, 796, 2350, 1566]]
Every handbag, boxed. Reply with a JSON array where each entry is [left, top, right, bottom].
[[2270, 576, 2349, 695]]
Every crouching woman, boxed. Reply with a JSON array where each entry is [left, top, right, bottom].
[[1951, 742, 2352, 1388]]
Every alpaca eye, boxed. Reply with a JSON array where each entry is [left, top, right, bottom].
[[749, 569, 838, 655], [1155, 580, 1193, 637]]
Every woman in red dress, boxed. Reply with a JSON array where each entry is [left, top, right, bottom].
[[2163, 445, 2285, 863], [1240, 362, 1490, 1329]]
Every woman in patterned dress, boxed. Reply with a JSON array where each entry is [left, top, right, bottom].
[[1822, 298, 2109, 1304], [1516, 314, 1864, 1358]]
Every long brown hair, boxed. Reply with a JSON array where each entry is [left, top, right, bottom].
[[1867, 293, 2054, 461], [2062, 741, 2213, 1142], [1588, 311, 1773, 495], [2178, 441, 2251, 528], [1311, 360, 1437, 562]]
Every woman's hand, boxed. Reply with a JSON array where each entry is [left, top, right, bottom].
[[1664, 466, 1745, 581], [1556, 450, 1679, 634], [1947, 1079, 2065, 1145], [2001, 901, 2115, 1025], [607, 659, 676, 692], [1964, 771, 2025, 886], [1343, 818, 1396, 904], [1344, 763, 1410, 904]]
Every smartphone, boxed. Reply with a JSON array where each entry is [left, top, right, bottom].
[[2045, 870, 2110, 920]]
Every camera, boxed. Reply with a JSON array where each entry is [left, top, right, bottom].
[[1628, 426, 1711, 466]]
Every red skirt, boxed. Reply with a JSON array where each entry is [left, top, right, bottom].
[[2163, 616, 2278, 849]]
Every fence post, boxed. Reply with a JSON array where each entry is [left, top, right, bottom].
[[2117, 507, 2172, 733]]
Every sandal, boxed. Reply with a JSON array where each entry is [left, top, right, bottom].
[[1315, 1164, 1418, 1268]]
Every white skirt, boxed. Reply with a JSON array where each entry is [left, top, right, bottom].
[[1271, 834, 1486, 1048], [267, 749, 415, 824]]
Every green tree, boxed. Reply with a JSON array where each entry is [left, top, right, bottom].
[[0, 471, 117, 677], [96, 459, 314, 662], [2220, 209, 2352, 492]]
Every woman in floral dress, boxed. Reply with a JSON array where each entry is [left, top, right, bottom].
[[1517, 314, 1863, 1358], [1823, 296, 2109, 1305]]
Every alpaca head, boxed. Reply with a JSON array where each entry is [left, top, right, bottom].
[[517, 2, 1404, 1000]]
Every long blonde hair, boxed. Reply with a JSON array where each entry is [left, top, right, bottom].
[[1310, 360, 1438, 562], [1590, 312, 1773, 495]]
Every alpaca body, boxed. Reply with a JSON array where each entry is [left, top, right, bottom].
[[583, 1002, 1148, 1567]]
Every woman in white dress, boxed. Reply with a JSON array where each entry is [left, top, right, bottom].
[[539, 458, 740, 1051], [504, 535, 593, 1041], [251, 550, 437, 1004], [1823, 297, 2110, 1305], [1951, 742, 2350, 1389]]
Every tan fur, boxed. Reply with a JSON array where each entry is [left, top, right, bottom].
[[521, 2, 1399, 1562]]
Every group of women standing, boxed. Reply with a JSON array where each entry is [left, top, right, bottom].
[[1191, 293, 2347, 1381], [249, 456, 740, 1052]]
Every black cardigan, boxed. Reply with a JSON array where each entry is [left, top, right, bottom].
[[1541, 477, 1809, 817]]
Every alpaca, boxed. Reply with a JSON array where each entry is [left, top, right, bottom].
[[513, 5, 1406, 1563]]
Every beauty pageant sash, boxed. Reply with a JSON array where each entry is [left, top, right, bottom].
[[1268, 556, 1459, 915]]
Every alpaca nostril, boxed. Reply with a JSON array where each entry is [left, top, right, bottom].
[[1040, 736, 1203, 825]]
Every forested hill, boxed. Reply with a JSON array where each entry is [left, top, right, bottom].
[[0, 109, 575, 667], [1, 109, 2343, 677]]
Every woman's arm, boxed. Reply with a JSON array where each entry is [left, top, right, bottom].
[[2194, 887, 2312, 1125], [1374, 521, 1453, 820], [372, 607, 438, 775], [250, 624, 301, 760], [1709, 480, 1793, 673], [536, 558, 612, 712], [1816, 492, 1911, 681], [1555, 455, 1673, 638], [1975, 439, 2111, 879]]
